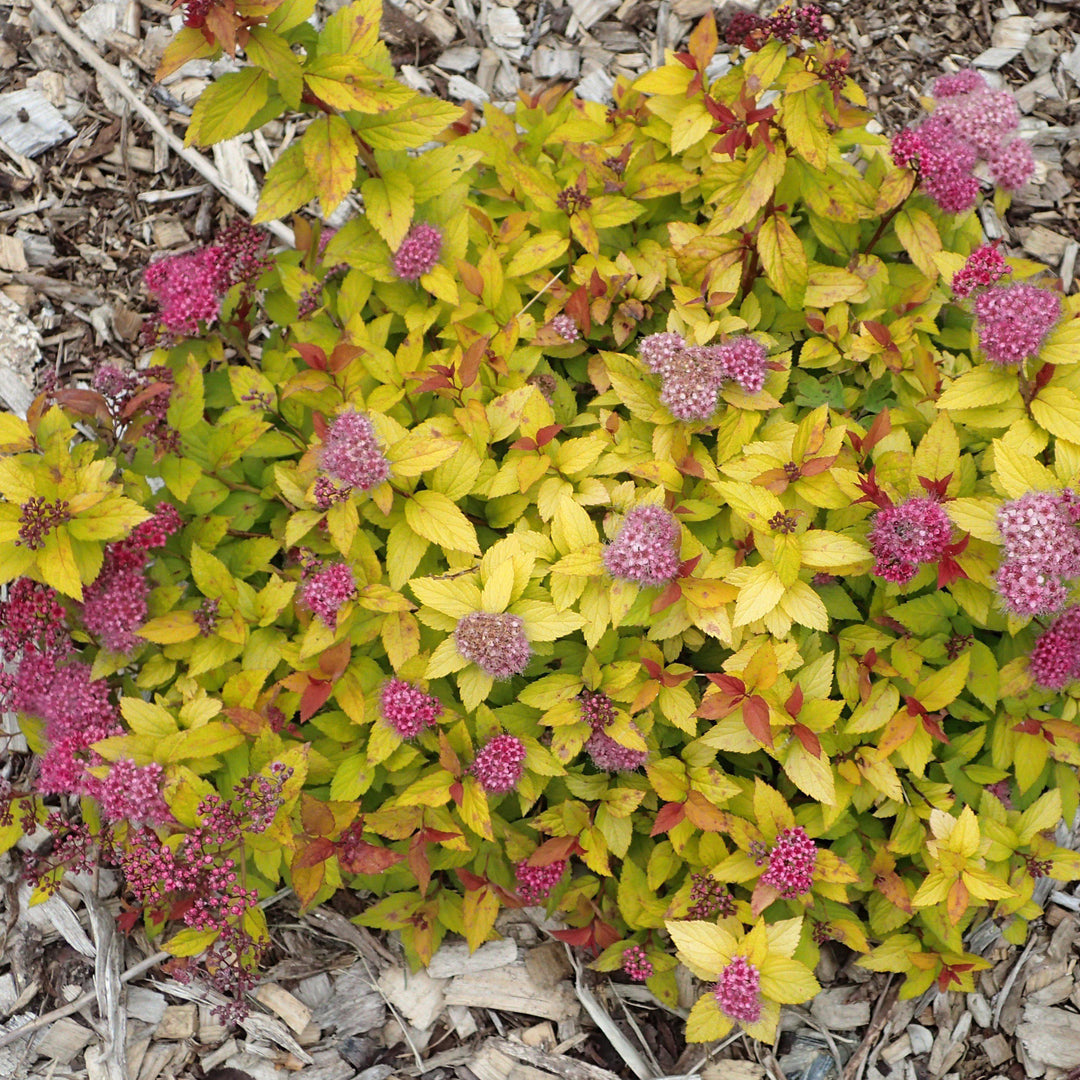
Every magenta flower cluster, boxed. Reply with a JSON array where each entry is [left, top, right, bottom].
[[760, 826, 817, 898], [1028, 606, 1080, 689], [144, 222, 267, 335], [515, 858, 566, 903], [380, 678, 442, 738], [951, 244, 1011, 300], [869, 496, 952, 584], [603, 504, 682, 589], [579, 687, 648, 772], [638, 332, 768, 420], [973, 282, 1061, 367], [454, 611, 532, 679], [393, 223, 443, 281], [714, 956, 763, 1024], [97, 759, 171, 826], [890, 70, 1033, 213], [319, 409, 391, 494], [471, 733, 527, 794], [622, 944, 654, 982], [996, 490, 1080, 616], [300, 560, 356, 629]]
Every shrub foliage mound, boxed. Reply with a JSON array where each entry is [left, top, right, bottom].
[[2, 0, 1080, 1040]]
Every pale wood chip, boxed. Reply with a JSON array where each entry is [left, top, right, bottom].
[[33, 1017, 95, 1063], [1016, 1003, 1080, 1068], [810, 987, 872, 1030], [153, 1004, 197, 1041], [378, 966, 448, 1030], [445, 961, 577, 1021], [471, 1041, 556, 1080], [253, 984, 314, 1036], [429, 940, 518, 979]]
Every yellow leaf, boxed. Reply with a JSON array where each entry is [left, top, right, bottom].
[[783, 86, 830, 170], [684, 994, 735, 1043], [759, 957, 821, 1004], [937, 366, 1021, 412], [804, 264, 869, 307], [779, 580, 829, 631], [156, 25, 217, 80], [753, 778, 795, 836], [1031, 386, 1080, 443], [460, 775, 494, 841], [894, 208, 941, 279], [733, 563, 785, 627], [798, 530, 872, 572], [505, 231, 571, 277], [991, 437, 1057, 499], [463, 887, 500, 950], [945, 497, 1002, 544], [481, 558, 515, 612], [40, 530, 83, 600], [302, 115, 358, 217], [409, 575, 481, 618], [915, 654, 970, 711], [387, 431, 461, 476], [783, 739, 836, 804], [910, 870, 951, 907], [635, 63, 695, 96], [166, 926, 220, 957], [1042, 312, 1080, 366], [426, 635, 469, 678], [404, 490, 480, 555], [706, 145, 786, 233], [420, 263, 458, 304], [381, 610, 421, 670], [962, 866, 1016, 901], [665, 920, 737, 980], [757, 214, 807, 309], [362, 173, 414, 251], [0, 413, 32, 452], [513, 599, 585, 641], [137, 611, 201, 644], [912, 413, 959, 482], [681, 578, 738, 609]]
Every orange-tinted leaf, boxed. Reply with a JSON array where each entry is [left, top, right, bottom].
[[742, 695, 773, 748]]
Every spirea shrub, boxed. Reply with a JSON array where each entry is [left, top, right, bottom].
[[1, 0, 1080, 1040]]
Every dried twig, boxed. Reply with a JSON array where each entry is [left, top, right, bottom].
[[26, 0, 295, 247]]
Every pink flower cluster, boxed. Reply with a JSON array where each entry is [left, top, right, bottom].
[[951, 244, 1011, 300], [869, 496, 952, 584], [760, 826, 817, 898], [579, 687, 648, 772], [97, 759, 171, 826], [515, 858, 566, 903], [300, 560, 356, 629], [320, 410, 391, 494], [380, 679, 442, 738], [1028, 606, 1080, 689], [622, 945, 654, 982], [471, 733, 527, 794], [714, 956, 762, 1024], [454, 611, 532, 679], [603, 504, 682, 588], [996, 490, 1080, 616], [393, 223, 443, 281], [890, 70, 1033, 213], [638, 332, 768, 420], [973, 282, 1061, 367], [550, 314, 579, 342], [144, 223, 267, 335]]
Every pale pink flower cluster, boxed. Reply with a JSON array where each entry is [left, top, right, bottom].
[[300, 561, 356, 629], [380, 679, 442, 738], [454, 612, 532, 679], [603, 504, 682, 588], [550, 314, 579, 342], [320, 410, 391, 493], [1028, 606, 1080, 689], [638, 332, 768, 420], [974, 283, 1061, 367], [471, 734, 527, 794], [515, 859, 566, 903], [393, 223, 443, 281], [760, 826, 817, 898], [890, 71, 1033, 213], [869, 497, 952, 584], [996, 490, 1080, 616], [951, 244, 1011, 300], [714, 956, 762, 1024], [622, 944, 654, 982]]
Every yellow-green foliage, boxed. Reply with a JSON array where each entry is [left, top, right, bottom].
[[2, 0, 1080, 1040]]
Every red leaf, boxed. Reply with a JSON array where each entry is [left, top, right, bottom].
[[535, 424, 564, 447], [117, 909, 141, 934], [550, 926, 594, 947], [1013, 717, 1043, 736], [456, 868, 488, 891], [300, 678, 334, 722], [863, 320, 893, 348], [589, 268, 606, 298], [527, 835, 581, 866], [460, 337, 488, 388], [640, 658, 663, 680], [792, 722, 822, 758], [565, 285, 591, 337], [678, 455, 706, 478], [743, 695, 773, 748], [678, 553, 702, 578], [511, 436, 538, 451], [786, 684, 804, 718], [651, 801, 687, 836], [651, 580, 683, 614], [408, 835, 431, 894], [293, 837, 336, 870], [800, 455, 837, 477], [339, 842, 404, 876], [706, 673, 745, 693], [921, 713, 950, 744], [294, 343, 328, 370]]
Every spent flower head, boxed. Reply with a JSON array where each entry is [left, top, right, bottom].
[[454, 612, 531, 679], [320, 410, 391, 492]]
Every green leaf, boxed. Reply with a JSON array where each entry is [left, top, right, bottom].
[[185, 68, 270, 147], [757, 214, 807, 309], [254, 141, 318, 225]]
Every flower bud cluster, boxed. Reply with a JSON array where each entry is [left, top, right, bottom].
[[92, 365, 179, 454], [973, 283, 1061, 367], [622, 944, 654, 982], [454, 611, 532, 679], [890, 71, 1033, 213], [996, 490, 1080, 616], [603, 504, 682, 588], [760, 825, 817, 898], [687, 872, 736, 919], [638, 332, 768, 420], [869, 496, 952, 584], [380, 678, 442, 738], [471, 733, 527, 794], [725, 4, 826, 47], [515, 859, 566, 903], [319, 409, 391, 493]]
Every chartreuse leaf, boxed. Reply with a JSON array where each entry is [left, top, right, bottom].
[[302, 116, 358, 217], [186, 68, 270, 147]]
